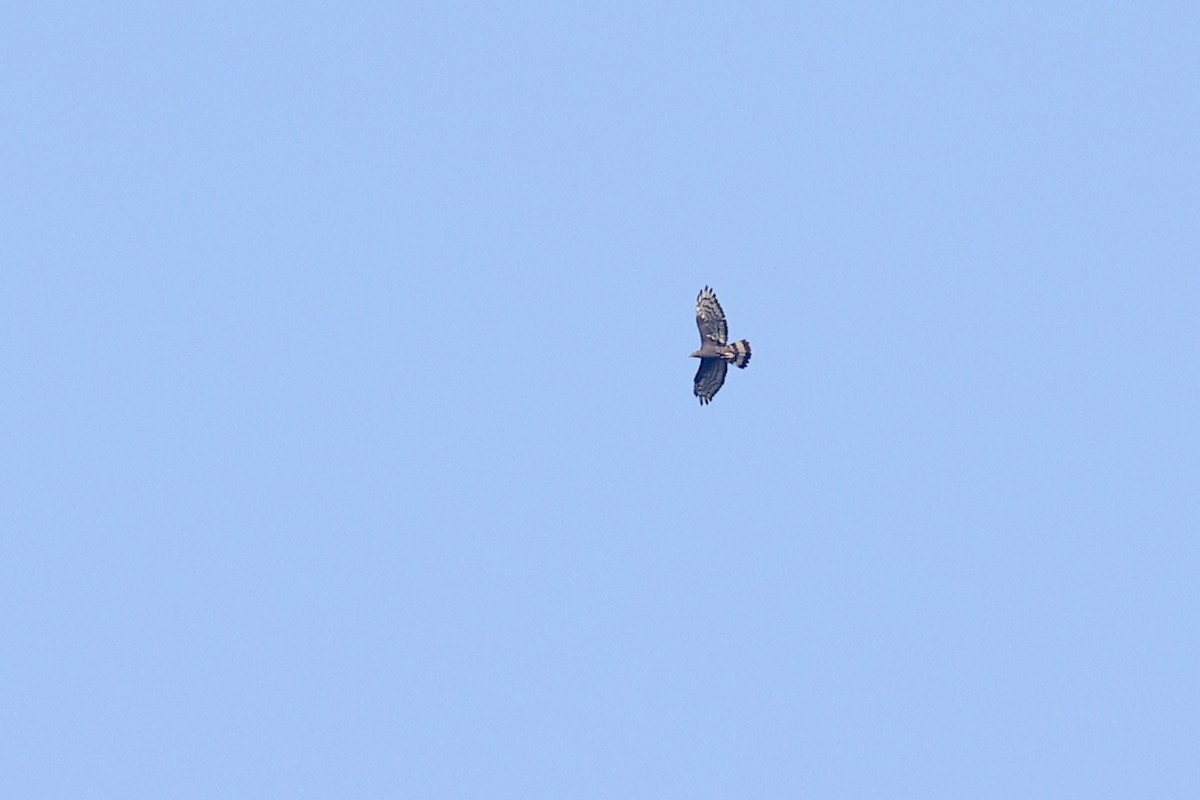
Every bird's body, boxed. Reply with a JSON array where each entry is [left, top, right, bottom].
[[690, 286, 751, 405]]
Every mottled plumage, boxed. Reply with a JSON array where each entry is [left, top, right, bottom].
[[690, 286, 751, 405]]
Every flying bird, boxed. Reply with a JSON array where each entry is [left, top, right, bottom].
[[690, 286, 751, 405]]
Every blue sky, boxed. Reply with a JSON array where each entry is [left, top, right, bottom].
[[4, 3, 1198, 797]]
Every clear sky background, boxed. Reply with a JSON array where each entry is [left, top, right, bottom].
[[4, 3, 1198, 797]]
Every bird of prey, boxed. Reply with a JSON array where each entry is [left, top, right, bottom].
[[690, 286, 751, 405]]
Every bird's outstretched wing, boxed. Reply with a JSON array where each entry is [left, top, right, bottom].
[[695, 286, 728, 346], [693, 357, 728, 405]]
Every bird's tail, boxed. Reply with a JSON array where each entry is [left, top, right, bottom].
[[729, 340, 751, 368]]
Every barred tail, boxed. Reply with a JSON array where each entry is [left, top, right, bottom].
[[730, 339, 751, 368]]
